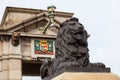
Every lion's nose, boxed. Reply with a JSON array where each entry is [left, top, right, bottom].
[[77, 24, 84, 30], [79, 26, 83, 30]]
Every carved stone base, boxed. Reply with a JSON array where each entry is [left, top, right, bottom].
[[52, 66, 110, 78], [42, 66, 111, 80], [52, 72, 120, 80]]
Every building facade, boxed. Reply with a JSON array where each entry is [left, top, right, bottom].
[[0, 7, 73, 80]]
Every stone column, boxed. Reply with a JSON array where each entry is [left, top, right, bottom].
[[0, 40, 3, 80], [9, 38, 22, 80], [2, 37, 9, 80], [2, 60, 9, 80], [0, 61, 2, 80], [9, 59, 22, 80]]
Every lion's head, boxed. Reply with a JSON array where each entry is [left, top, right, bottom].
[[11, 32, 20, 46], [55, 18, 89, 59], [61, 18, 87, 42]]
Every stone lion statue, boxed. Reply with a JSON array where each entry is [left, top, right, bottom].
[[40, 17, 107, 80], [11, 32, 20, 46], [54, 17, 90, 67]]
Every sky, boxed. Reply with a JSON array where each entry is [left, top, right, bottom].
[[0, 0, 120, 80]]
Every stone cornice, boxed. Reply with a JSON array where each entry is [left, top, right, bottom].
[[1, 54, 22, 60], [0, 32, 56, 39], [9, 54, 22, 59]]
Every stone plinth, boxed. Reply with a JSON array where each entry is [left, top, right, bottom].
[[52, 72, 120, 80]]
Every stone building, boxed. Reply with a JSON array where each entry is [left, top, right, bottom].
[[0, 7, 73, 80]]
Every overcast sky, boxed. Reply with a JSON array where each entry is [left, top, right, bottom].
[[0, 0, 120, 80]]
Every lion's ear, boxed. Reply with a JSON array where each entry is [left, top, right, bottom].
[[70, 17, 79, 22], [60, 24, 63, 27], [60, 22, 65, 27]]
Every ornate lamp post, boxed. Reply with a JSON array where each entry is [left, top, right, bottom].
[[40, 5, 56, 34]]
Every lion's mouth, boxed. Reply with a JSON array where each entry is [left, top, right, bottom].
[[73, 30, 83, 40], [74, 30, 83, 35]]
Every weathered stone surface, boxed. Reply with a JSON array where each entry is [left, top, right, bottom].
[[9, 38, 21, 54], [9, 70, 22, 80], [9, 59, 22, 80], [0, 61, 2, 71], [3, 40, 9, 55], [2, 60, 9, 70], [52, 72, 120, 80], [0, 71, 2, 80], [3, 70, 9, 80], [51, 66, 110, 78], [0, 40, 3, 56], [9, 59, 21, 70]]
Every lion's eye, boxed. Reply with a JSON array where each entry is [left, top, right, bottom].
[[79, 31, 83, 34], [79, 23, 83, 26], [70, 23, 75, 25]]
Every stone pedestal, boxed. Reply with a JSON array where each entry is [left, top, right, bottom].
[[52, 72, 120, 80]]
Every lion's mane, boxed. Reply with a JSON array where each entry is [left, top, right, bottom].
[[55, 17, 89, 64]]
